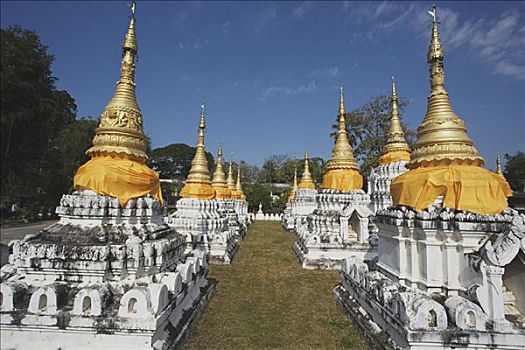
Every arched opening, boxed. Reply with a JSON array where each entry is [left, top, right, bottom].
[[466, 310, 476, 328], [38, 294, 47, 312], [348, 212, 360, 241], [82, 296, 92, 313], [427, 309, 437, 327], [128, 298, 138, 314]]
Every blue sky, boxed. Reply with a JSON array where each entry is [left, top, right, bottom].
[[2, 1, 524, 168]]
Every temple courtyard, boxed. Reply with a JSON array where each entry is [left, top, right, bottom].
[[184, 221, 368, 350]]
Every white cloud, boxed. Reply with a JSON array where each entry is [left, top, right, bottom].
[[222, 20, 231, 34], [309, 66, 343, 78], [260, 81, 318, 101], [254, 8, 277, 34], [293, 1, 312, 20], [178, 37, 208, 50], [341, 3, 525, 81]]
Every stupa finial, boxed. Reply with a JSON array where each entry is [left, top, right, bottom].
[[379, 77, 411, 165], [408, 4, 484, 168], [86, 0, 148, 161]]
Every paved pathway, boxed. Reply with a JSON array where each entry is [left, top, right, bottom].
[[0, 220, 57, 244], [184, 221, 368, 350]]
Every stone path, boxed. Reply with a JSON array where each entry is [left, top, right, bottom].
[[184, 221, 368, 350], [0, 220, 58, 244]]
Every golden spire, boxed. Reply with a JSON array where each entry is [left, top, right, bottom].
[[325, 86, 359, 172], [86, 0, 148, 162], [227, 159, 236, 190], [408, 5, 484, 168], [179, 103, 215, 199], [235, 166, 246, 200], [496, 154, 505, 178], [288, 167, 298, 202], [212, 143, 231, 198], [379, 77, 411, 164], [298, 147, 316, 189], [73, 1, 163, 207], [321, 86, 363, 191], [390, 5, 511, 215]]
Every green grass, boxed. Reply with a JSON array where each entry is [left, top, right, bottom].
[[184, 221, 369, 350]]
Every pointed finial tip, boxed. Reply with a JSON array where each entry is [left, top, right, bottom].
[[130, 0, 136, 16]]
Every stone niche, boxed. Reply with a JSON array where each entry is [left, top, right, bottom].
[[165, 197, 239, 264], [0, 191, 215, 350], [334, 205, 525, 350], [293, 189, 377, 270]]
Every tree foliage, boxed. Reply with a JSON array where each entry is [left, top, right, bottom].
[[504, 151, 525, 192], [148, 143, 215, 180], [1, 26, 79, 217], [331, 95, 415, 177]]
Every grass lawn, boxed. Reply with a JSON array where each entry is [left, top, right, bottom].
[[184, 221, 369, 350]]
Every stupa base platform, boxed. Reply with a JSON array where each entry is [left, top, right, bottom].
[[293, 238, 374, 270], [0, 192, 216, 350], [334, 275, 525, 350], [0, 278, 215, 350]]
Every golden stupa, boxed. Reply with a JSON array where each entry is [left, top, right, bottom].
[[390, 6, 511, 214], [322, 86, 363, 191], [496, 154, 506, 180], [74, 1, 162, 207], [211, 143, 231, 199], [287, 168, 298, 202], [378, 78, 411, 165], [235, 167, 247, 200], [298, 147, 316, 189], [227, 160, 240, 199], [179, 104, 216, 199]]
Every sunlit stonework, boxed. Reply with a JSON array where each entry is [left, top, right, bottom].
[[0, 4, 213, 349], [290, 89, 375, 270], [334, 6, 523, 350]]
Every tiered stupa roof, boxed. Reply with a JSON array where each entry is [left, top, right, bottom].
[[378, 78, 411, 165], [179, 104, 216, 199], [212, 143, 231, 199], [74, 1, 162, 206], [322, 86, 363, 191], [298, 147, 316, 189], [390, 5, 511, 214], [235, 167, 247, 200], [287, 168, 298, 202], [227, 160, 240, 199]]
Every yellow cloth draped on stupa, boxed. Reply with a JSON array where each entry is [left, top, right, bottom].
[[298, 148, 316, 189], [378, 78, 411, 165], [211, 144, 231, 199], [73, 1, 163, 207], [390, 6, 511, 214], [179, 104, 216, 200], [322, 86, 362, 191], [287, 168, 298, 202]]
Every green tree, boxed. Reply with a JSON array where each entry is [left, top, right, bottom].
[[331, 95, 415, 177], [244, 184, 272, 213], [259, 154, 291, 183], [504, 151, 525, 192], [148, 143, 215, 180], [1, 26, 77, 217], [56, 118, 98, 191]]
